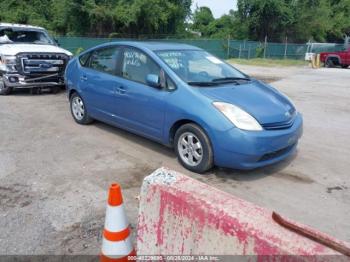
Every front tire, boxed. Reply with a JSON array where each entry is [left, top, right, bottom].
[[0, 77, 12, 95], [70, 93, 93, 125], [174, 123, 213, 173]]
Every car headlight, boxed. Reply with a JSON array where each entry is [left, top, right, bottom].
[[213, 102, 263, 131], [0, 55, 17, 72]]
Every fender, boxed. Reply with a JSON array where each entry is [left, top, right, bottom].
[[326, 55, 342, 64]]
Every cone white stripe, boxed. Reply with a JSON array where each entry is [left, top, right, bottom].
[[105, 204, 129, 232], [101, 235, 133, 256]]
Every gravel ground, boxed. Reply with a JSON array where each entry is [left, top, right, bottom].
[[0, 65, 349, 255]]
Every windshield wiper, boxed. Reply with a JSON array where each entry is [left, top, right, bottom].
[[187, 81, 219, 87], [188, 77, 251, 87], [212, 77, 251, 83]]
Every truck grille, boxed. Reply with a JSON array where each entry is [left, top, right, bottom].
[[16, 53, 69, 76]]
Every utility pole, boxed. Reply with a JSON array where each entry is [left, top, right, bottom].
[[284, 36, 288, 59], [264, 35, 267, 59], [345, 35, 349, 49], [227, 35, 230, 59]]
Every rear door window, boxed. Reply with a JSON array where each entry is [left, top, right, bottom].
[[89, 46, 120, 75], [79, 52, 91, 66]]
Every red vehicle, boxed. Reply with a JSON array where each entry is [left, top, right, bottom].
[[320, 46, 350, 68]]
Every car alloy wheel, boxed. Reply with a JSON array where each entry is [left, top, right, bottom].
[[174, 123, 213, 173], [72, 96, 85, 121], [70, 93, 93, 125], [177, 132, 203, 167]]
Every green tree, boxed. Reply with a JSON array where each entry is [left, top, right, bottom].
[[236, 0, 293, 42], [51, 0, 90, 36], [191, 6, 215, 37], [234, 0, 346, 42], [291, 0, 332, 42], [0, 0, 192, 37], [207, 13, 235, 39], [1, 0, 349, 42], [327, 0, 350, 41]]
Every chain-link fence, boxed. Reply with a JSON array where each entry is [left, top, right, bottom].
[[228, 41, 309, 60], [57, 36, 344, 60]]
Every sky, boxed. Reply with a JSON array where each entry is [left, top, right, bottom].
[[191, 0, 237, 18]]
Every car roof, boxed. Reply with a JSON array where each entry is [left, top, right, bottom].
[[105, 41, 202, 51], [0, 23, 45, 30]]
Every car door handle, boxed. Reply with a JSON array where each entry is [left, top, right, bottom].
[[116, 86, 126, 95], [80, 75, 87, 81]]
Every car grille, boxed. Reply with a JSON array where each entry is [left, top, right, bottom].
[[16, 53, 69, 76], [262, 118, 295, 130], [262, 109, 296, 130]]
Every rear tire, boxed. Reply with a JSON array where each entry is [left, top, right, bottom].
[[174, 123, 213, 173], [70, 92, 93, 125], [0, 77, 12, 95], [325, 58, 335, 68]]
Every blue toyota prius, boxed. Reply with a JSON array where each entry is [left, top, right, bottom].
[[65, 42, 303, 173]]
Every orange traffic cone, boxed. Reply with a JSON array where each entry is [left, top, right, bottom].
[[101, 183, 136, 262]]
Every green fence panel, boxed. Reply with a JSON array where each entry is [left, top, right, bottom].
[[228, 40, 260, 59], [283, 43, 308, 59], [57, 37, 228, 58], [57, 36, 344, 60]]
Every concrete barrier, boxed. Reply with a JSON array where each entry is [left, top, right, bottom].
[[137, 167, 350, 257]]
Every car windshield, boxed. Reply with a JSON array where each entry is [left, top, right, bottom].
[[0, 28, 54, 45], [156, 50, 249, 86]]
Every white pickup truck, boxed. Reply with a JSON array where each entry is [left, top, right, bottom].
[[0, 23, 72, 95]]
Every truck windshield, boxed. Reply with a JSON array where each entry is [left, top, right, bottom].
[[156, 50, 249, 86], [0, 28, 54, 45]]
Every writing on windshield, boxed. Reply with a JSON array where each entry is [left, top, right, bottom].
[[157, 50, 247, 85]]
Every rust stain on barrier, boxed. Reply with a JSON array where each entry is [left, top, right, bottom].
[[272, 212, 350, 256]]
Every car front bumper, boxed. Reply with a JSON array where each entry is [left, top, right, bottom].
[[2, 73, 65, 88], [213, 113, 303, 170]]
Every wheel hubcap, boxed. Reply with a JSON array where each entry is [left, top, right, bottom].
[[177, 132, 203, 167], [72, 97, 85, 121]]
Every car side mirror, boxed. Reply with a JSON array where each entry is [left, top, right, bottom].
[[146, 74, 161, 88]]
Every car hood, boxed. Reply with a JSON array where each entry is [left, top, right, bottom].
[[0, 43, 72, 56], [197, 80, 296, 124]]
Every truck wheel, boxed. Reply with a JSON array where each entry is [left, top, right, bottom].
[[30, 87, 41, 95], [51, 86, 60, 94], [174, 123, 214, 173], [325, 58, 334, 68], [0, 77, 12, 95]]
